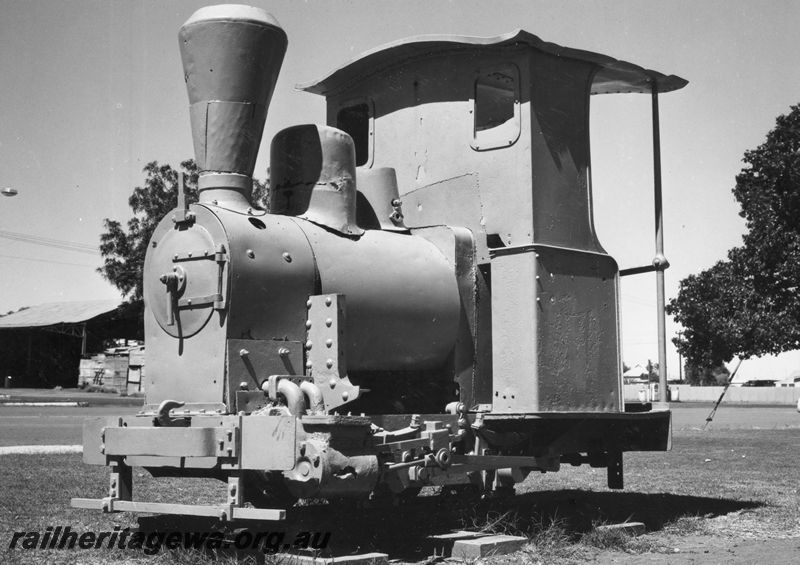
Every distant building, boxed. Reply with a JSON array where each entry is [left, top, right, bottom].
[[725, 350, 800, 386], [623, 364, 649, 384], [0, 300, 140, 388]]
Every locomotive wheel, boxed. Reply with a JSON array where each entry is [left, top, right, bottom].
[[441, 484, 482, 500], [240, 470, 294, 508], [398, 486, 422, 501]]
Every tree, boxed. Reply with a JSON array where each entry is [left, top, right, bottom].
[[98, 159, 267, 302], [668, 104, 800, 370], [684, 363, 730, 387], [645, 359, 659, 383]]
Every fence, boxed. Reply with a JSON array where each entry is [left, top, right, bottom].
[[78, 346, 145, 394], [624, 384, 800, 405]]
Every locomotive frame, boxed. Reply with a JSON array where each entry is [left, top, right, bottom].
[[72, 4, 685, 522]]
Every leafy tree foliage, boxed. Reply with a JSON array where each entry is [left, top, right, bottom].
[[668, 104, 800, 370], [645, 360, 660, 383], [684, 363, 730, 386], [98, 159, 267, 301]]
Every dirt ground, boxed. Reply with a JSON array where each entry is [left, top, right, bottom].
[[589, 537, 800, 564]]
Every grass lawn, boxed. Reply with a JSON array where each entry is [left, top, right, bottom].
[[1, 428, 798, 564]]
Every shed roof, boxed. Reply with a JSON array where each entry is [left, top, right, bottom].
[[299, 30, 688, 97], [0, 300, 121, 329], [623, 364, 649, 378]]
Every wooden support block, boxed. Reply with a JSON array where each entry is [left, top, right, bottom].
[[428, 530, 487, 542], [452, 534, 527, 559], [595, 522, 646, 536]]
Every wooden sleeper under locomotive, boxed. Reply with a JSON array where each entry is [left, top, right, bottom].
[[73, 4, 686, 521]]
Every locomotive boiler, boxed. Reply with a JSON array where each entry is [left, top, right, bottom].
[[73, 4, 686, 521]]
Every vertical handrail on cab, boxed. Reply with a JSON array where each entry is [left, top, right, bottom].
[[651, 83, 669, 404]]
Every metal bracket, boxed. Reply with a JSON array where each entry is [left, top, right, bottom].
[[172, 172, 196, 225], [224, 473, 242, 521], [306, 294, 360, 413]]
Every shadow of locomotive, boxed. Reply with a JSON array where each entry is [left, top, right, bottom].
[[137, 489, 762, 561]]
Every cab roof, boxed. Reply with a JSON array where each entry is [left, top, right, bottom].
[[298, 29, 687, 97]]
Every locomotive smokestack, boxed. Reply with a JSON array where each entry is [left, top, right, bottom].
[[179, 4, 287, 205]]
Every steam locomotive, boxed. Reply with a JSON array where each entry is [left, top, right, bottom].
[[73, 4, 686, 521]]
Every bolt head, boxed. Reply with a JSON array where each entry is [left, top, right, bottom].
[[325, 296, 332, 306], [325, 318, 333, 327]]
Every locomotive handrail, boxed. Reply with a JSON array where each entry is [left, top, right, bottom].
[[619, 256, 670, 277], [489, 242, 612, 259], [619, 265, 658, 277], [651, 85, 669, 403]]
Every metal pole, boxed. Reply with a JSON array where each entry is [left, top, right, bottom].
[[651, 84, 668, 403], [81, 323, 87, 357]]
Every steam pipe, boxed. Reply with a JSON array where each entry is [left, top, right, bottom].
[[277, 379, 306, 417], [300, 381, 324, 414]]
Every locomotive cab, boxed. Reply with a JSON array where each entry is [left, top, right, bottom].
[[301, 30, 686, 414], [73, 5, 687, 522]]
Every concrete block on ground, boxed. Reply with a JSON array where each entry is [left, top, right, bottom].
[[427, 530, 488, 558], [452, 534, 527, 559], [595, 522, 646, 536], [275, 552, 388, 564]]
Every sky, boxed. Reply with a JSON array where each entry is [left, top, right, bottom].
[[1, 0, 799, 380]]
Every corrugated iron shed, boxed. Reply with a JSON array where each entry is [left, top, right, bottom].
[[0, 300, 121, 329]]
